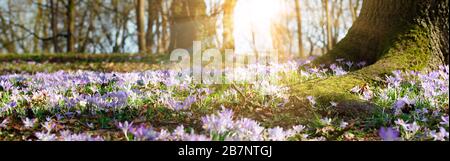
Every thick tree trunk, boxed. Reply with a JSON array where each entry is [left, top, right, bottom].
[[317, 0, 448, 68], [168, 0, 206, 52], [291, 0, 449, 117]]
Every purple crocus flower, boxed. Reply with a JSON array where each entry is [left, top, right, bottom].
[[201, 107, 234, 134], [357, 61, 367, 67], [22, 118, 36, 129], [35, 131, 57, 141], [429, 127, 449, 141], [345, 61, 353, 68], [379, 127, 400, 141], [118, 121, 133, 140], [307, 96, 316, 106], [41, 121, 56, 133], [0, 118, 9, 128], [441, 116, 449, 126], [268, 126, 286, 141], [130, 125, 157, 141]]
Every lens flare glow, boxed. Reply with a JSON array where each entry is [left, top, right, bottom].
[[233, 0, 282, 53]]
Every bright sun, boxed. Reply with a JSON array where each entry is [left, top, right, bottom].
[[233, 0, 282, 53]]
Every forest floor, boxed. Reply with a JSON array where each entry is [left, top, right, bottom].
[[0, 54, 448, 141]]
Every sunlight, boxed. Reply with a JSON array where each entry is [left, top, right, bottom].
[[233, 0, 282, 54]]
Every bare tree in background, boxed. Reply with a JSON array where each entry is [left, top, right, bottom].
[[323, 0, 333, 51], [67, 0, 76, 53], [136, 0, 146, 53], [348, 0, 361, 22], [0, 0, 362, 55], [222, 0, 237, 51], [168, 0, 207, 52], [294, 0, 304, 58], [50, 0, 61, 53], [146, 0, 162, 54]]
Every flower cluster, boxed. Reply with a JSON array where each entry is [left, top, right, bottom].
[[372, 66, 449, 141], [115, 108, 307, 141]]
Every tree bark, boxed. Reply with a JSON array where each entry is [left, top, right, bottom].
[[50, 0, 61, 53], [291, 0, 449, 117], [33, 0, 43, 53], [168, 0, 206, 52], [222, 0, 237, 51], [67, 0, 76, 53], [294, 0, 304, 58], [136, 0, 147, 53], [146, 0, 162, 53], [323, 0, 333, 51]]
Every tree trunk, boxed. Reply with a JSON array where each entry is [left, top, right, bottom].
[[159, 2, 168, 53], [67, 0, 76, 53], [222, 0, 237, 51], [349, 0, 361, 22], [50, 0, 61, 53], [146, 0, 161, 53], [323, 0, 333, 51], [33, 0, 43, 53], [168, 0, 206, 52], [291, 0, 449, 117], [136, 0, 147, 53], [294, 0, 304, 58]]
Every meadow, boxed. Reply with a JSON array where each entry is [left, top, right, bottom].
[[0, 54, 447, 141]]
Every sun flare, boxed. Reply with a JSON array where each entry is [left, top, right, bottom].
[[233, 0, 282, 53]]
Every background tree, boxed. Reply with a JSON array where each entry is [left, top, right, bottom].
[[145, 0, 162, 53], [136, 0, 146, 53], [168, 0, 207, 52], [222, 0, 237, 51], [50, 0, 60, 53], [67, 0, 76, 53], [294, 0, 304, 58], [0, 0, 363, 55]]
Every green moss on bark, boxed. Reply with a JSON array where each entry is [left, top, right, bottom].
[[354, 26, 435, 81]]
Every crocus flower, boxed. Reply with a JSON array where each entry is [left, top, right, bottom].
[[268, 126, 286, 141], [441, 116, 449, 126], [41, 121, 56, 133], [345, 61, 353, 68], [0, 118, 9, 128], [35, 131, 57, 141], [22, 118, 36, 129], [340, 121, 349, 129], [201, 108, 234, 134], [330, 101, 338, 107], [118, 121, 133, 140], [379, 127, 400, 141], [429, 127, 449, 141], [320, 117, 332, 126], [357, 61, 367, 67], [307, 96, 316, 106], [350, 86, 361, 93]]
